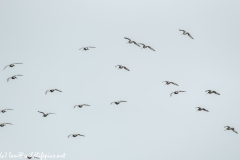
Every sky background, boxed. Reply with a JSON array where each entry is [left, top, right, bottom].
[[0, 0, 240, 160]]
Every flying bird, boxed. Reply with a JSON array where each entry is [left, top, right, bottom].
[[205, 90, 220, 95], [115, 65, 130, 71], [196, 107, 209, 112], [0, 109, 13, 113], [74, 104, 90, 108], [224, 126, 238, 134], [170, 90, 186, 97], [7, 75, 23, 82], [179, 29, 194, 39], [0, 123, 12, 127], [162, 81, 179, 86], [45, 89, 62, 95], [138, 43, 155, 51], [124, 37, 140, 47], [68, 134, 85, 138], [3, 63, 23, 70], [38, 111, 55, 117], [26, 156, 40, 159], [79, 46, 96, 51], [111, 101, 127, 105]]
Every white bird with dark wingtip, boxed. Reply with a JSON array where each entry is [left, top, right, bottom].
[[26, 156, 40, 159], [124, 37, 140, 47], [224, 126, 238, 134], [196, 107, 209, 112], [179, 29, 194, 39], [205, 90, 220, 95], [68, 134, 85, 138], [45, 89, 62, 95], [79, 46, 96, 51], [74, 104, 90, 108], [7, 75, 23, 82], [38, 111, 55, 117], [162, 81, 179, 86], [170, 90, 186, 97], [0, 109, 13, 113], [3, 63, 23, 70], [138, 43, 155, 51], [111, 101, 127, 105], [0, 123, 12, 127], [115, 65, 130, 71]]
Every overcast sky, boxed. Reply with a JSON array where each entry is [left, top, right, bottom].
[[1, 0, 240, 160]]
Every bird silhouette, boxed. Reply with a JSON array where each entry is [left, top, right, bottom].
[[179, 29, 194, 39], [3, 63, 23, 70]]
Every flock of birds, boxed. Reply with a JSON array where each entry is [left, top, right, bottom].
[[1, 29, 238, 159]]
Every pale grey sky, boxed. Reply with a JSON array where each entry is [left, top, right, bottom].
[[0, 0, 240, 160]]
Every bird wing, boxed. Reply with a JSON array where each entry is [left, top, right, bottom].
[[224, 126, 230, 128], [13, 63, 23, 64], [88, 46, 96, 48], [124, 37, 131, 41], [83, 104, 90, 106], [179, 91, 186, 92], [55, 89, 62, 92], [147, 46, 155, 51], [34, 157, 40, 159], [187, 33, 194, 39], [3, 65, 9, 70], [170, 82, 179, 86], [38, 111, 45, 114], [205, 90, 211, 92], [45, 90, 49, 95], [7, 77, 11, 82], [6, 123, 12, 125], [203, 108, 209, 112], [16, 75, 23, 76], [48, 113, 55, 114], [138, 43, 145, 46], [170, 92, 173, 97], [233, 130, 238, 134], [68, 134, 72, 138], [74, 105, 78, 108], [4, 109, 13, 110], [115, 65, 120, 68], [179, 29, 185, 32], [79, 47, 84, 50], [124, 67, 130, 71], [162, 81, 167, 83], [111, 102, 115, 105], [120, 101, 127, 102]]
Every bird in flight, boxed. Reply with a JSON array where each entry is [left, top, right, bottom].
[[0, 109, 13, 113], [162, 81, 179, 86], [170, 90, 186, 97], [3, 63, 23, 70], [38, 111, 55, 117], [7, 75, 23, 82], [138, 43, 155, 51], [45, 89, 62, 95], [124, 37, 140, 47], [205, 90, 220, 95], [179, 29, 194, 39], [224, 126, 238, 134], [111, 101, 127, 105], [115, 65, 130, 71], [0, 123, 12, 127], [26, 156, 40, 159], [68, 134, 85, 138], [79, 46, 96, 51], [196, 107, 209, 112], [74, 104, 90, 108]]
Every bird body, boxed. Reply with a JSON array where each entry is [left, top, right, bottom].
[[111, 101, 127, 105], [38, 111, 55, 117], [170, 90, 186, 97], [179, 29, 194, 39], [3, 63, 23, 70], [68, 134, 85, 138], [224, 126, 238, 134], [163, 81, 179, 86], [0, 123, 12, 127], [7, 75, 23, 82], [138, 43, 155, 51], [74, 104, 90, 108], [196, 107, 209, 112], [45, 89, 62, 95], [205, 90, 220, 95], [124, 37, 140, 47], [115, 65, 130, 71], [0, 109, 13, 113]]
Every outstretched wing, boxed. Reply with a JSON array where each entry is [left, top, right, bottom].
[[16, 75, 23, 76], [179, 91, 186, 92], [68, 134, 72, 138], [7, 77, 11, 82], [115, 65, 120, 68], [45, 90, 49, 95], [48, 113, 55, 114], [3, 65, 9, 70], [170, 82, 179, 86], [147, 46, 155, 51], [6, 123, 12, 125], [179, 29, 185, 32], [111, 102, 115, 105], [120, 101, 127, 102], [224, 126, 230, 128], [170, 92, 173, 97], [38, 111, 45, 114], [124, 37, 131, 41], [138, 43, 145, 46], [187, 33, 194, 39], [233, 130, 238, 134], [88, 46, 96, 48], [55, 89, 62, 92], [83, 104, 90, 106], [13, 63, 23, 64], [74, 105, 78, 108], [124, 67, 130, 71], [203, 108, 209, 112], [3, 109, 13, 111]]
